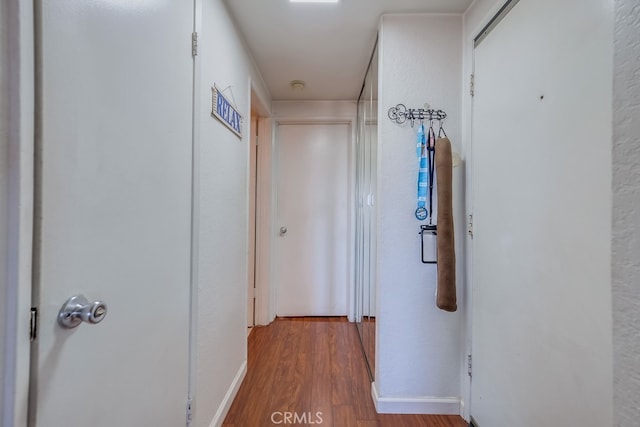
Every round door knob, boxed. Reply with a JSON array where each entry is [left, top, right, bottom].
[[58, 295, 108, 329], [280, 226, 288, 235]]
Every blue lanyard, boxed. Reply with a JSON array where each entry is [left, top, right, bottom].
[[415, 124, 429, 220], [415, 123, 436, 222]]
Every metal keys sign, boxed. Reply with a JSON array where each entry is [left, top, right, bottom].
[[212, 85, 243, 138]]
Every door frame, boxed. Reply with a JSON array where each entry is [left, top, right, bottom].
[[188, 0, 202, 415], [2, 1, 35, 426], [248, 113, 258, 329], [271, 117, 356, 322], [461, 0, 517, 422], [249, 86, 272, 327]]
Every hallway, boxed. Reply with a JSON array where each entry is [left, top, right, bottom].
[[2, 0, 638, 425], [223, 318, 467, 427]]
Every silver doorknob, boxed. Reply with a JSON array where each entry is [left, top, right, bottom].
[[58, 295, 108, 329], [279, 226, 287, 236]]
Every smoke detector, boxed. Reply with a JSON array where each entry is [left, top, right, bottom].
[[290, 80, 306, 91]]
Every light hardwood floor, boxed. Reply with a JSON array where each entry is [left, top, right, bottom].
[[223, 317, 468, 427]]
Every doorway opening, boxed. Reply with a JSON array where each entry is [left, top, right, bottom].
[[274, 122, 351, 317]]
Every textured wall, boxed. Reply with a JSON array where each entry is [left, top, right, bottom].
[[196, 1, 271, 426], [376, 14, 464, 412], [612, 1, 640, 425], [0, 0, 9, 417]]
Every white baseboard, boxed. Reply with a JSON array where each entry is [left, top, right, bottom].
[[371, 382, 461, 415], [460, 398, 468, 420], [209, 361, 247, 427]]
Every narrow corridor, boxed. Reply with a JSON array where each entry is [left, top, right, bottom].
[[223, 318, 467, 427]]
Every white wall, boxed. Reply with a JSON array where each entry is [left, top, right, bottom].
[[612, 0, 640, 424], [195, 1, 271, 426], [272, 100, 356, 118], [1, 1, 33, 426], [375, 14, 465, 414]]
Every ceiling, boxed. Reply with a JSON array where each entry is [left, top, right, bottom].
[[223, 0, 473, 101]]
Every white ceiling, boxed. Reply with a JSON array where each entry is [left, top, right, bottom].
[[223, 0, 473, 101]]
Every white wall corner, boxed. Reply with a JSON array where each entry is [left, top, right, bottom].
[[612, 0, 640, 424], [371, 382, 461, 415], [208, 361, 247, 427]]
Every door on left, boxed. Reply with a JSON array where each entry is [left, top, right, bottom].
[[31, 1, 195, 425]]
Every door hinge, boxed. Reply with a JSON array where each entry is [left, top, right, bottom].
[[191, 32, 198, 57], [186, 398, 193, 426], [470, 74, 475, 97], [468, 214, 474, 238], [467, 354, 472, 377], [30, 307, 38, 342]]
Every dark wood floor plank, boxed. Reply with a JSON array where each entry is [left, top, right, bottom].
[[333, 405, 358, 427], [311, 321, 334, 426], [288, 319, 313, 413], [224, 322, 287, 425], [222, 317, 468, 427], [267, 318, 303, 414], [330, 320, 352, 405], [347, 322, 379, 422]]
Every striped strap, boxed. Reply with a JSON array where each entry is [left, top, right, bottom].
[[416, 124, 429, 220]]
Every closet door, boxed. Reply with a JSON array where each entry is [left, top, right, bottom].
[[471, 0, 613, 425], [32, 1, 194, 425]]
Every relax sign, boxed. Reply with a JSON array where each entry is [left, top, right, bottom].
[[212, 85, 243, 138]]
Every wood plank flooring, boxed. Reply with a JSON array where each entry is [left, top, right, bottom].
[[223, 317, 467, 427]]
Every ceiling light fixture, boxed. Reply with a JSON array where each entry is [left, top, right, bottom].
[[290, 80, 306, 91], [290, 0, 339, 3]]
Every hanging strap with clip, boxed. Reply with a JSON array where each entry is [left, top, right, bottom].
[[415, 124, 429, 220], [426, 123, 436, 224], [416, 122, 437, 222]]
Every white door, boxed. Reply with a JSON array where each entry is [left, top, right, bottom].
[[32, 1, 194, 425], [471, 0, 613, 426], [276, 124, 349, 316]]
